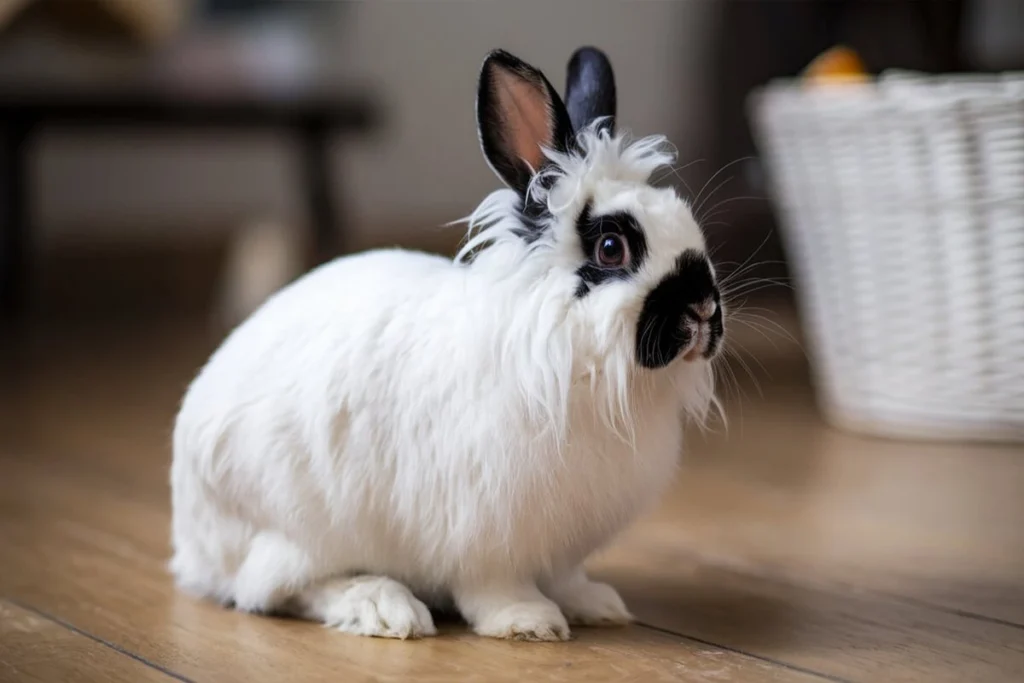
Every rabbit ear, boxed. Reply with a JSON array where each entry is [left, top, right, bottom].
[[477, 49, 574, 196], [565, 46, 616, 136]]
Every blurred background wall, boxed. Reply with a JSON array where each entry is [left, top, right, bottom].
[[4, 1, 716, 247], [1, 0, 1022, 323]]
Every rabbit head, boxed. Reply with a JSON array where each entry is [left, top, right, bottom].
[[458, 47, 724, 428]]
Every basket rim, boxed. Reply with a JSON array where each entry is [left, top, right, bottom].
[[748, 69, 1024, 116]]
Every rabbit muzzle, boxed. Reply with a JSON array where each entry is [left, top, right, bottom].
[[635, 249, 724, 369]]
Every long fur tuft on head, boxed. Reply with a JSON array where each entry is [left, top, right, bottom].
[[455, 124, 677, 266]]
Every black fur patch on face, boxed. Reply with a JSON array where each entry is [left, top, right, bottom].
[[635, 249, 722, 369], [574, 201, 648, 298], [705, 309, 725, 358]]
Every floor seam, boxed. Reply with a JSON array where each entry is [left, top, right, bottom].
[[6, 597, 198, 683], [878, 596, 1024, 631], [635, 621, 856, 683], [618, 542, 1024, 632]]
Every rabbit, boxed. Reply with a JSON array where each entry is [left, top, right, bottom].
[[169, 46, 725, 642]]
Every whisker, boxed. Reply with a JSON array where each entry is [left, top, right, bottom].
[[721, 276, 793, 297], [699, 195, 765, 224], [708, 241, 727, 259], [719, 260, 777, 283], [722, 281, 792, 301], [725, 345, 765, 398], [730, 318, 783, 350], [694, 175, 735, 222], [717, 354, 744, 403], [716, 231, 776, 285], [652, 158, 704, 194], [690, 156, 754, 211], [722, 273, 792, 290], [731, 313, 802, 348], [731, 347, 772, 386]]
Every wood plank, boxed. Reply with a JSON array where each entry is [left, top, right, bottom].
[[592, 548, 1024, 683], [4, 445, 1024, 683], [0, 600, 176, 683], [3, 314, 1023, 682], [11, 332, 1020, 627], [652, 372, 1024, 625], [0, 460, 822, 683]]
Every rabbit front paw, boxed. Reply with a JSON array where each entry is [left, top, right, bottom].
[[455, 582, 571, 642], [291, 575, 437, 640], [475, 601, 571, 641]]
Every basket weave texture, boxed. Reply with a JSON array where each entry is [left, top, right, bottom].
[[749, 72, 1024, 442]]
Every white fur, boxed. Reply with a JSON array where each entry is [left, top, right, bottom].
[[170, 127, 718, 641]]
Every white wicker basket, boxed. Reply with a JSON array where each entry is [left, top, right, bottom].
[[748, 72, 1024, 442]]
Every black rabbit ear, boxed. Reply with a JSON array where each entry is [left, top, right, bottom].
[[565, 46, 617, 135], [476, 49, 574, 196]]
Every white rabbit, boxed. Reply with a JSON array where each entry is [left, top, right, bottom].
[[170, 47, 725, 642]]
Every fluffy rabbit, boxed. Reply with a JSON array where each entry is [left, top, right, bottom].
[[170, 46, 725, 642]]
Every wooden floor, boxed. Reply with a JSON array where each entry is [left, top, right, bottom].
[[1, 311, 1022, 683]]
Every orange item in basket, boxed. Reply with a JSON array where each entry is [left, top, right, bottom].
[[802, 46, 869, 86]]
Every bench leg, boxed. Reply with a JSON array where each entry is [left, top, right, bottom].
[[299, 122, 342, 266], [1, 120, 31, 325]]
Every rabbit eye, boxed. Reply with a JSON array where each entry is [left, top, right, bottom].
[[595, 233, 630, 268]]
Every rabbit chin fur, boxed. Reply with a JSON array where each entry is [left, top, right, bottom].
[[170, 127, 720, 641]]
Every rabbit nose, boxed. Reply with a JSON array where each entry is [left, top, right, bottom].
[[687, 298, 718, 322]]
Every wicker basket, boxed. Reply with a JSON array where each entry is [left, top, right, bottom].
[[748, 72, 1024, 442]]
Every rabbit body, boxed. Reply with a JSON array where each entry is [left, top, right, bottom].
[[171, 244, 691, 637], [170, 46, 724, 642]]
